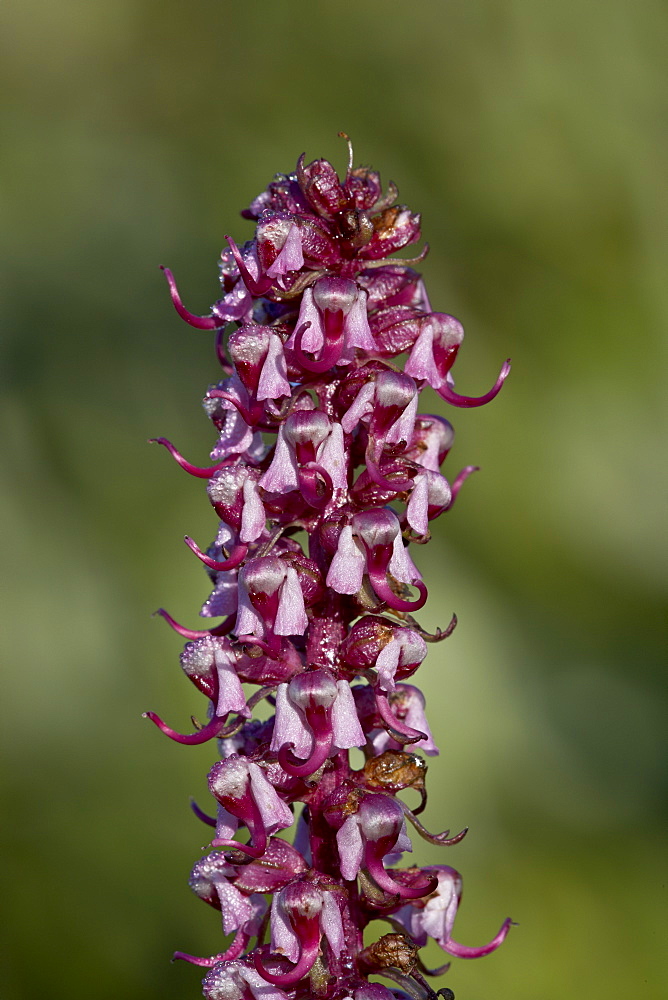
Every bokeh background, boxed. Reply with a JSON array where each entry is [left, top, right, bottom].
[[1, 2, 666, 998]]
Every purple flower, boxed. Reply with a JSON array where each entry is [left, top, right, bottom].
[[259, 410, 347, 508], [341, 618, 427, 693], [405, 313, 511, 408], [150, 139, 513, 1000], [235, 557, 308, 645], [326, 508, 427, 612], [208, 755, 294, 858], [285, 276, 375, 371], [372, 684, 440, 757], [179, 852, 268, 965], [255, 880, 345, 985], [181, 636, 250, 719], [270, 670, 365, 776], [228, 325, 291, 403], [395, 865, 513, 959]]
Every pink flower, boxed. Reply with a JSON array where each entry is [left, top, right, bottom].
[[395, 865, 513, 959], [208, 755, 294, 858], [270, 670, 365, 776], [235, 557, 308, 644], [254, 881, 344, 985], [326, 508, 427, 612]]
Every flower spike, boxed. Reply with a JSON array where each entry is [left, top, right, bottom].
[[150, 140, 514, 999]]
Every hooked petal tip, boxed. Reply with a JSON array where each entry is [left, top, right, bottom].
[[365, 854, 438, 900], [149, 438, 227, 478], [172, 951, 219, 967], [277, 734, 333, 778], [444, 916, 513, 959], [438, 358, 511, 409], [161, 266, 221, 329], [185, 535, 248, 571], [143, 711, 226, 745], [252, 938, 320, 986], [369, 571, 428, 613], [154, 607, 233, 639]]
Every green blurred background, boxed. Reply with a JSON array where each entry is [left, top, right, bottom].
[[1, 1, 666, 998]]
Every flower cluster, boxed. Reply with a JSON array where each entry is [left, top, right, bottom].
[[148, 138, 512, 1000]]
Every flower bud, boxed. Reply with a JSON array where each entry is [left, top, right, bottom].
[[298, 157, 348, 217], [359, 266, 426, 311], [340, 615, 395, 669], [356, 792, 405, 845], [362, 205, 422, 261], [322, 783, 365, 831], [352, 508, 401, 552], [287, 669, 338, 711], [369, 304, 423, 357], [312, 275, 358, 315], [340, 617, 427, 688], [283, 409, 331, 455], [280, 879, 324, 922]]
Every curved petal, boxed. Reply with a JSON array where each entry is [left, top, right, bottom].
[[270, 892, 300, 964], [259, 425, 299, 494], [240, 480, 267, 543], [444, 918, 513, 959], [317, 422, 348, 491], [320, 890, 345, 957], [437, 360, 511, 409]]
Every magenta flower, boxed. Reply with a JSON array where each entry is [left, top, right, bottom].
[[148, 137, 512, 999], [270, 670, 365, 777], [256, 880, 345, 984], [394, 866, 513, 959], [208, 755, 294, 858]]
